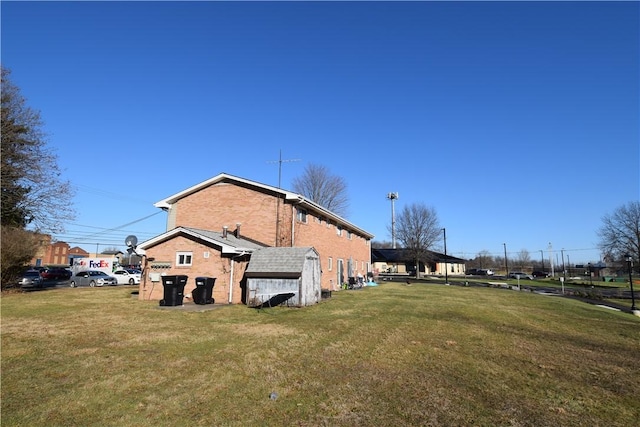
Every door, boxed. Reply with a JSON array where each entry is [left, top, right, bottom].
[[337, 259, 344, 288]]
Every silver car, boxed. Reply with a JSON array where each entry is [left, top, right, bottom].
[[70, 270, 118, 287], [19, 270, 44, 288]]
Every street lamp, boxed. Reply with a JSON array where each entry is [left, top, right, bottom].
[[588, 263, 593, 286], [387, 192, 399, 249], [442, 228, 448, 285], [625, 254, 637, 313]]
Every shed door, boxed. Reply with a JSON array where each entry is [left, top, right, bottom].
[[337, 259, 344, 287]]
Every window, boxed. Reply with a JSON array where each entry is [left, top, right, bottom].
[[176, 252, 193, 266], [347, 230, 352, 239], [336, 225, 343, 236], [328, 257, 333, 271], [297, 208, 308, 223]]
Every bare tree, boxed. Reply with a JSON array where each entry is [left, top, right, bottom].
[[514, 249, 532, 271], [1, 67, 75, 233], [291, 164, 349, 217], [468, 250, 493, 269], [1, 67, 75, 288], [598, 201, 640, 270], [395, 202, 441, 277]]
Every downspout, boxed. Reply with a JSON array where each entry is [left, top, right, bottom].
[[229, 257, 234, 304], [229, 251, 248, 304], [291, 206, 295, 246]]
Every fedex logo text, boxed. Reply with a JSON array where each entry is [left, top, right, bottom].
[[89, 260, 110, 268]]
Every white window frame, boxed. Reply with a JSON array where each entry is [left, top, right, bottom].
[[336, 225, 343, 236], [328, 257, 333, 271], [176, 251, 193, 266], [297, 208, 308, 223]]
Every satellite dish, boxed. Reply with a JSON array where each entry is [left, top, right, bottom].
[[125, 235, 138, 248]]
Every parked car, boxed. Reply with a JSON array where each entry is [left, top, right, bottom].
[[532, 271, 549, 278], [477, 269, 494, 276], [113, 269, 141, 285], [466, 268, 479, 275], [19, 270, 44, 288], [509, 272, 533, 280], [70, 270, 118, 287], [40, 267, 72, 281]]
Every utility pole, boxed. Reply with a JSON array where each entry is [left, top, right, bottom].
[[387, 192, 399, 249], [548, 242, 554, 277]]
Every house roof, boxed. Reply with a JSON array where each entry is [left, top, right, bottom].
[[372, 248, 466, 264], [153, 172, 374, 239], [245, 247, 318, 276], [137, 226, 267, 255]]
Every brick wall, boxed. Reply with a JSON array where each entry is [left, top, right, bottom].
[[140, 234, 249, 304]]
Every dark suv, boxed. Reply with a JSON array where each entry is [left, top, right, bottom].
[[40, 267, 72, 281]]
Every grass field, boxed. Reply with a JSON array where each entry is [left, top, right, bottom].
[[2, 283, 639, 426]]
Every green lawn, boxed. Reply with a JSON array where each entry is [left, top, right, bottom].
[[2, 283, 639, 426]]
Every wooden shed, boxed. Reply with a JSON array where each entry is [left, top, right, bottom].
[[245, 247, 321, 308]]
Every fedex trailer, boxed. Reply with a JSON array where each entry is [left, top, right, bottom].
[[72, 258, 118, 275]]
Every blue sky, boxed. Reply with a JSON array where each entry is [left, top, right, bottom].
[[2, 1, 638, 264]]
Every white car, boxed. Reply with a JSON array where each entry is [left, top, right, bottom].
[[113, 269, 141, 285]]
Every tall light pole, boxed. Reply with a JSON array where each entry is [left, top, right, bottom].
[[561, 248, 566, 282], [387, 192, 399, 249], [442, 228, 448, 285], [625, 254, 638, 314], [503, 243, 508, 276]]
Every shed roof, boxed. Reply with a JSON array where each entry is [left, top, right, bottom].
[[245, 247, 318, 276]]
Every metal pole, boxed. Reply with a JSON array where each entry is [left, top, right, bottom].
[[503, 243, 508, 276], [627, 256, 637, 312], [443, 228, 448, 284], [387, 193, 398, 249], [561, 249, 566, 282]]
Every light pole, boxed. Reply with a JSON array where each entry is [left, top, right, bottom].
[[588, 263, 593, 286], [442, 228, 448, 285], [387, 192, 399, 249], [625, 254, 637, 314], [503, 243, 508, 276], [561, 248, 566, 282]]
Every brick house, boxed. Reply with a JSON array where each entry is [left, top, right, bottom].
[[137, 173, 374, 304]]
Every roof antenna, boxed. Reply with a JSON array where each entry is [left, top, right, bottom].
[[267, 149, 300, 188]]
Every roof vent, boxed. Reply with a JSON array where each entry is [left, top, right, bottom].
[[222, 226, 228, 239], [235, 223, 241, 238]]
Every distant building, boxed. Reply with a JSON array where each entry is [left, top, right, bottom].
[[371, 248, 466, 277]]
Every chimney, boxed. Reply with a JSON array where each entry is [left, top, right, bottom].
[[222, 226, 228, 239], [235, 223, 241, 238]]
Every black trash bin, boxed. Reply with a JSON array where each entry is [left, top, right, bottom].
[[159, 275, 188, 306], [193, 277, 216, 305]]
